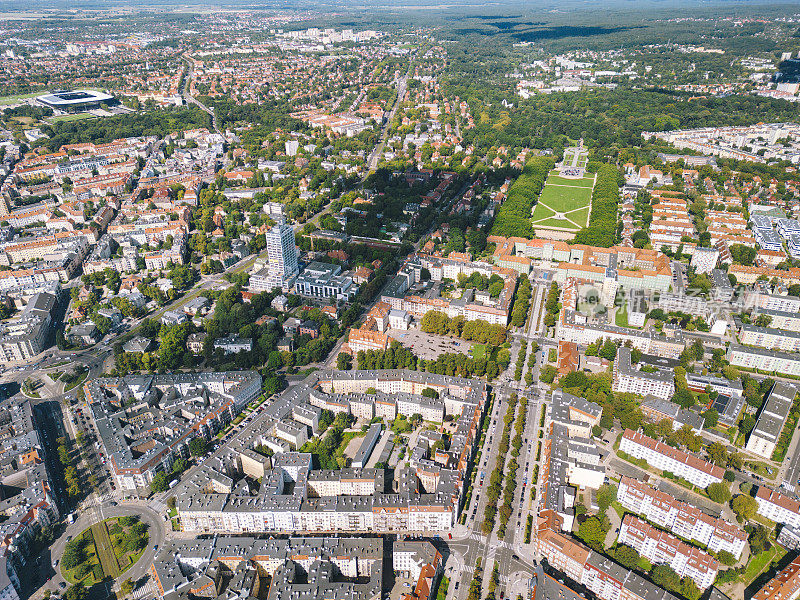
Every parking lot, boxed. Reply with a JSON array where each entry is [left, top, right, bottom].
[[387, 328, 472, 361]]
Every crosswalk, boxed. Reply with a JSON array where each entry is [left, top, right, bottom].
[[130, 577, 157, 600]]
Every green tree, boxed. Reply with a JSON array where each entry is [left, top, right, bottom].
[[150, 472, 170, 493], [706, 442, 728, 466], [61, 539, 86, 570], [731, 494, 758, 523], [336, 352, 352, 370], [189, 437, 209, 457], [716, 550, 736, 566], [650, 565, 680, 593], [680, 578, 701, 600], [596, 484, 617, 512], [577, 516, 608, 551], [613, 545, 639, 569], [121, 579, 135, 597], [706, 482, 731, 504], [539, 366, 557, 384], [65, 584, 87, 600], [739, 414, 756, 435], [599, 340, 617, 361], [702, 408, 719, 428], [749, 524, 772, 553]]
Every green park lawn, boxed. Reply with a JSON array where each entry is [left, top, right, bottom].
[[538, 217, 581, 230], [742, 544, 786, 586], [471, 343, 487, 360], [538, 184, 593, 213], [531, 203, 556, 221], [547, 174, 595, 187], [0, 91, 42, 105], [49, 113, 96, 123], [565, 206, 591, 227]]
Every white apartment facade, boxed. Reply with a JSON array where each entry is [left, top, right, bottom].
[[619, 429, 724, 488], [617, 476, 747, 558], [618, 515, 719, 589]]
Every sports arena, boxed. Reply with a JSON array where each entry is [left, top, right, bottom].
[[36, 89, 118, 113]]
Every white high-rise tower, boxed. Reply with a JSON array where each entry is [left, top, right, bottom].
[[265, 222, 299, 291]]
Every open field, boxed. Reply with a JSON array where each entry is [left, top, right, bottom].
[[531, 203, 556, 221], [531, 168, 595, 233], [0, 91, 41, 105], [547, 172, 595, 187], [538, 181, 593, 212], [49, 113, 96, 123]]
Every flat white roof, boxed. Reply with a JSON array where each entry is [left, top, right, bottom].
[[37, 89, 115, 106]]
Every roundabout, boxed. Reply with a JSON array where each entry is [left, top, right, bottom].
[[60, 516, 149, 586], [35, 503, 166, 600]]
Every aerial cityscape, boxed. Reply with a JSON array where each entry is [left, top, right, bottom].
[[4, 5, 800, 600]]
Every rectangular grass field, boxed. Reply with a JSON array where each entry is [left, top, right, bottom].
[[537, 184, 592, 213]]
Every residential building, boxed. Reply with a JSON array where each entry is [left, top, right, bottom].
[[740, 324, 800, 353], [618, 515, 719, 589], [174, 370, 487, 534], [728, 344, 800, 377], [640, 396, 704, 433], [619, 429, 724, 488], [294, 262, 358, 301], [612, 347, 674, 400], [382, 253, 516, 326], [85, 371, 261, 491], [541, 391, 604, 533], [213, 336, 254, 355], [746, 382, 799, 458], [690, 247, 719, 274], [753, 555, 800, 600], [537, 529, 679, 600], [0, 292, 58, 363], [149, 536, 439, 600], [617, 476, 747, 558], [266, 222, 299, 291], [756, 486, 800, 528]]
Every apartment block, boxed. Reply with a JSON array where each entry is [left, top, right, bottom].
[[617, 477, 746, 558], [619, 429, 724, 488], [756, 486, 800, 529], [85, 371, 262, 491], [537, 529, 679, 600], [740, 324, 800, 353], [753, 555, 800, 600], [150, 536, 440, 600], [752, 308, 800, 333], [746, 382, 799, 459], [381, 253, 516, 325], [728, 344, 800, 377], [618, 515, 719, 589], [690, 247, 719, 274], [612, 347, 674, 400], [172, 370, 487, 534]]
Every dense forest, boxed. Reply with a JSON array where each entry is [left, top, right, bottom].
[[490, 157, 553, 238], [39, 106, 211, 151], [573, 163, 623, 247], [444, 86, 800, 158]]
